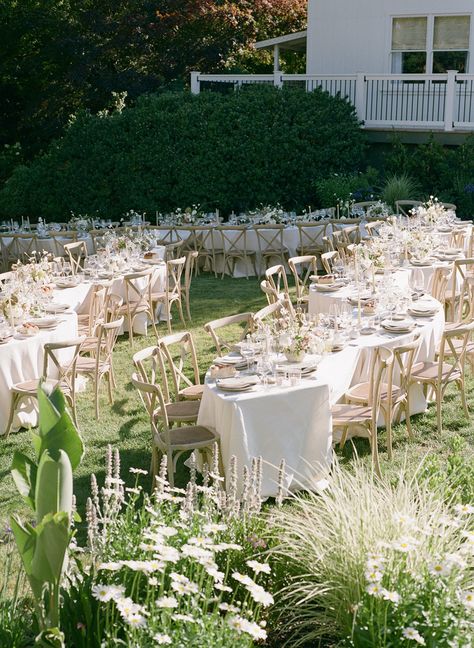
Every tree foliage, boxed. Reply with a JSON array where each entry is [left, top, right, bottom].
[[0, 86, 365, 219], [0, 0, 306, 155]]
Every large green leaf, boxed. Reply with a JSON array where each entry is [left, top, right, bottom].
[[35, 387, 84, 470], [30, 512, 70, 585], [10, 515, 43, 602], [35, 450, 73, 523], [11, 451, 37, 511]]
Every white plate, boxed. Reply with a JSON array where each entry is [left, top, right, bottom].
[[27, 317, 58, 328], [315, 284, 342, 292], [44, 303, 69, 313], [216, 377, 258, 392]]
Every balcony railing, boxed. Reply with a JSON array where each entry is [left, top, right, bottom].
[[190, 71, 474, 132]]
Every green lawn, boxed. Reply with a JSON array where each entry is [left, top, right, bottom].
[[1, 273, 474, 543]]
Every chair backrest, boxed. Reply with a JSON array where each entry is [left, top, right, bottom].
[[369, 347, 394, 431], [204, 313, 253, 356], [85, 283, 111, 335], [254, 224, 285, 254], [89, 229, 108, 253], [131, 373, 170, 452], [365, 221, 384, 238], [297, 222, 328, 254], [183, 251, 199, 295], [42, 337, 85, 394], [166, 256, 186, 301], [288, 255, 317, 303], [438, 322, 474, 384], [94, 317, 124, 370], [429, 266, 451, 304], [175, 226, 211, 256], [63, 240, 88, 274], [265, 264, 290, 303], [453, 276, 474, 324], [105, 293, 124, 322], [150, 226, 179, 245], [164, 240, 185, 261], [382, 336, 421, 409], [215, 226, 248, 257], [123, 269, 153, 318], [395, 200, 422, 216], [13, 233, 39, 261], [252, 301, 287, 329], [260, 279, 279, 306], [133, 345, 161, 387], [448, 258, 474, 322], [321, 250, 341, 274], [156, 331, 201, 402]]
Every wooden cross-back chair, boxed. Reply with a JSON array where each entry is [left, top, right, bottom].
[[410, 322, 474, 434], [345, 336, 421, 459], [288, 255, 317, 308], [251, 301, 288, 330], [117, 268, 157, 346], [133, 346, 200, 425], [321, 250, 342, 275], [254, 224, 289, 273], [151, 256, 186, 333], [332, 347, 394, 476], [204, 313, 254, 357], [131, 373, 219, 487], [296, 222, 328, 257], [64, 240, 88, 274], [265, 264, 291, 305], [395, 200, 422, 216], [215, 226, 257, 279], [446, 258, 474, 322], [5, 337, 85, 435], [157, 331, 204, 402]]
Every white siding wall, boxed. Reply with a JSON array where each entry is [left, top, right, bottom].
[[306, 0, 474, 75]]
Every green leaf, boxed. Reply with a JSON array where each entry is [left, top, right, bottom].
[[35, 627, 65, 648], [10, 515, 43, 602], [11, 451, 37, 510], [31, 513, 71, 585], [35, 450, 73, 523]]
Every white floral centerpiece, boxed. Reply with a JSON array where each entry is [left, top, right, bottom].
[[69, 212, 93, 232], [248, 204, 288, 225], [365, 200, 391, 218], [158, 205, 203, 226], [413, 196, 456, 226], [277, 308, 312, 362]]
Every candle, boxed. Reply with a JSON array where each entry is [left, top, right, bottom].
[[371, 264, 376, 293]]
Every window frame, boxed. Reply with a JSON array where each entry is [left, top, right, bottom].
[[390, 13, 471, 74]]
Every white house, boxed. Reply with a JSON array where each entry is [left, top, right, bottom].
[[191, 0, 474, 133]]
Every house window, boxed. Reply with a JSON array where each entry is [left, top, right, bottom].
[[433, 16, 470, 73], [392, 17, 427, 73], [392, 15, 471, 74]]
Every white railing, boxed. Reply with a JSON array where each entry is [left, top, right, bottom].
[[190, 71, 474, 132]]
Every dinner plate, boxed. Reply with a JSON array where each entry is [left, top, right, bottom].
[[381, 319, 414, 333], [143, 258, 165, 266], [55, 279, 80, 288], [214, 354, 246, 366], [216, 377, 258, 392], [27, 317, 58, 328], [410, 259, 432, 267], [0, 336, 13, 345], [44, 303, 69, 313]]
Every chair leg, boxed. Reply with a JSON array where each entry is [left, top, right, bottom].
[[371, 426, 382, 478], [459, 378, 469, 418], [339, 426, 348, 449], [166, 302, 172, 334], [107, 372, 113, 405], [94, 377, 100, 421], [167, 451, 174, 488], [185, 292, 192, 322], [436, 387, 442, 434], [128, 313, 134, 347], [5, 393, 20, 438], [177, 299, 186, 327]]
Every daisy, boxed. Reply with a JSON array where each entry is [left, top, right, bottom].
[[125, 613, 147, 628], [402, 627, 426, 644], [204, 523, 227, 534], [428, 560, 452, 577], [462, 591, 474, 609], [454, 504, 474, 515], [232, 572, 255, 587], [365, 583, 384, 597], [153, 634, 172, 645], [383, 590, 400, 603], [156, 596, 178, 609], [365, 569, 383, 583], [246, 560, 271, 575], [246, 584, 274, 607]]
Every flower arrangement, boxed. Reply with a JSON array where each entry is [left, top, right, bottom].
[[277, 309, 312, 362], [413, 196, 456, 226], [248, 204, 288, 225], [158, 205, 204, 226], [69, 212, 93, 231], [365, 201, 390, 218]]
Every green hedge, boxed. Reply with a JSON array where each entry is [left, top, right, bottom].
[[0, 86, 365, 220]]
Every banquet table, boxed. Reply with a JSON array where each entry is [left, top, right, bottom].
[[198, 298, 445, 498], [0, 311, 78, 435]]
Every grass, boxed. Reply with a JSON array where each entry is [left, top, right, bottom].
[[1, 273, 474, 542]]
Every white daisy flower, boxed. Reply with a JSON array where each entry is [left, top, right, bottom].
[[365, 583, 384, 597], [402, 627, 426, 644], [156, 596, 178, 609], [391, 536, 420, 552], [203, 523, 227, 534], [92, 584, 124, 602], [383, 590, 400, 603], [246, 560, 271, 575], [246, 584, 274, 607], [428, 560, 452, 577], [130, 467, 148, 475], [153, 634, 172, 645], [462, 591, 474, 609], [232, 572, 255, 587], [125, 612, 147, 628], [97, 561, 121, 571], [365, 569, 383, 583], [454, 504, 474, 515]]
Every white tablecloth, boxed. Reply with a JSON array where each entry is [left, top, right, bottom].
[[0, 312, 78, 434], [198, 298, 445, 498]]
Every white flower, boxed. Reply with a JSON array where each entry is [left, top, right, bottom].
[[116, 597, 143, 618], [365, 583, 384, 597], [232, 572, 255, 587], [393, 512, 417, 528], [155, 546, 180, 563], [188, 535, 213, 547], [170, 572, 189, 584], [92, 584, 125, 602], [172, 613, 198, 623], [383, 590, 400, 603], [125, 613, 147, 628], [206, 567, 225, 582], [213, 543, 242, 552], [428, 560, 452, 577], [148, 577, 158, 586], [454, 504, 474, 515], [246, 560, 271, 575], [446, 553, 467, 569], [203, 523, 227, 534], [130, 467, 148, 475], [246, 583, 274, 607], [181, 544, 214, 561], [391, 536, 420, 552], [97, 561, 121, 571], [214, 583, 233, 593], [156, 596, 178, 609], [365, 569, 383, 583], [462, 591, 474, 609], [156, 525, 178, 537], [219, 603, 240, 613], [366, 555, 385, 570], [402, 627, 426, 644], [171, 580, 199, 595], [227, 616, 267, 640], [153, 634, 172, 645]]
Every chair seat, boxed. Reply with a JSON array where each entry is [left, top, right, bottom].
[[156, 425, 217, 449], [346, 382, 401, 403], [331, 403, 372, 424], [12, 378, 66, 394], [411, 361, 461, 382], [179, 384, 204, 400], [261, 247, 289, 255], [296, 245, 322, 255], [75, 357, 110, 374], [436, 339, 474, 356], [117, 302, 149, 314], [225, 249, 256, 257]]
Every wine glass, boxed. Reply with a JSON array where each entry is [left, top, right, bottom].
[[411, 269, 425, 299], [240, 340, 255, 374]]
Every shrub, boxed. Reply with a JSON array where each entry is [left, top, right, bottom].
[[314, 168, 379, 216], [381, 173, 421, 212], [268, 460, 474, 647], [0, 86, 365, 220]]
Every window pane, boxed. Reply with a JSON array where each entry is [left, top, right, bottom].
[[434, 16, 470, 50], [433, 51, 468, 73], [402, 52, 427, 73], [392, 17, 427, 51]]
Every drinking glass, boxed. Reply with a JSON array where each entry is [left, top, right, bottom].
[[240, 340, 255, 374]]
